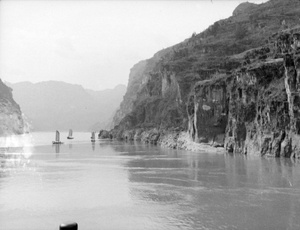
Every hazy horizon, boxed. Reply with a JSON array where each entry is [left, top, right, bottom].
[[0, 0, 267, 91], [9, 79, 127, 131], [6, 79, 126, 92]]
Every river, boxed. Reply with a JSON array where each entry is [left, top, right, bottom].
[[0, 132, 300, 230]]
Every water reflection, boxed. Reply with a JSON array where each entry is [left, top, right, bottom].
[[92, 141, 95, 151], [0, 146, 33, 178], [109, 143, 300, 191], [53, 143, 61, 156], [123, 148, 300, 229], [1, 133, 300, 229]]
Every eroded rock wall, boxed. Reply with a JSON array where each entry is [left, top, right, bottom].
[[187, 77, 228, 147], [187, 28, 300, 157], [226, 29, 300, 157], [225, 60, 288, 156]]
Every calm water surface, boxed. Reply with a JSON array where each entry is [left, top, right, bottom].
[[1, 132, 300, 230]]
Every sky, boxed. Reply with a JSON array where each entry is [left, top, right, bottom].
[[0, 0, 267, 91]]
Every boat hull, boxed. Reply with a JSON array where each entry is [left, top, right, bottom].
[[52, 141, 64, 144]]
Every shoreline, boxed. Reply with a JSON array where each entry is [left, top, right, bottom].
[[101, 129, 226, 154]]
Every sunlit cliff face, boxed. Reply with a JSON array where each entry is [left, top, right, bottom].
[[0, 79, 25, 136]]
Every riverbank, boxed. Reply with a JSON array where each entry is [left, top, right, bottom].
[[100, 128, 225, 154]]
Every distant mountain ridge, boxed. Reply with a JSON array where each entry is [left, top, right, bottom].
[[7, 81, 126, 131]]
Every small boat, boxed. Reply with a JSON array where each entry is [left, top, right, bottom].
[[91, 131, 96, 142], [67, 129, 74, 139], [53, 130, 63, 144]]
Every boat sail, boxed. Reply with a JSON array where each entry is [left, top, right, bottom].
[[67, 129, 74, 139], [52, 130, 63, 144], [91, 132, 96, 142]]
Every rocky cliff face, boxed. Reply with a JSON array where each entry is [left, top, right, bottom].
[[110, 0, 300, 158], [112, 60, 148, 128], [223, 28, 300, 158], [0, 79, 24, 136]]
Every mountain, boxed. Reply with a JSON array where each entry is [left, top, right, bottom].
[[8, 81, 126, 131], [109, 0, 300, 158], [0, 79, 24, 136]]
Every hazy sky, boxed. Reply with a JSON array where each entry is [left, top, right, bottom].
[[0, 0, 266, 91]]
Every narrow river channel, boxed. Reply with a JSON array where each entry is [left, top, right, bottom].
[[1, 132, 300, 230]]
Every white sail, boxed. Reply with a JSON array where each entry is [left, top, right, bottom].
[[53, 130, 63, 144], [56, 131, 60, 142], [69, 129, 73, 137]]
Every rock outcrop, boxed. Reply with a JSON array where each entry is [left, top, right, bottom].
[[0, 79, 24, 136], [110, 0, 300, 158], [98, 129, 111, 139]]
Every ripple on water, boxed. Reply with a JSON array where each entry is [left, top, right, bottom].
[[1, 133, 300, 229]]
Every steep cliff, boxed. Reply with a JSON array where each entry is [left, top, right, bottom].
[[191, 28, 300, 158], [110, 0, 300, 157], [0, 79, 24, 136]]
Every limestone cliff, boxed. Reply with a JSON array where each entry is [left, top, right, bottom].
[[191, 28, 300, 157], [0, 79, 24, 136], [110, 0, 300, 157], [112, 60, 148, 128]]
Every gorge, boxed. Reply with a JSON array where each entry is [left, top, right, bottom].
[[2, 2, 300, 229]]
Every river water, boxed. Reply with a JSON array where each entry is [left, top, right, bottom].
[[1, 132, 300, 230]]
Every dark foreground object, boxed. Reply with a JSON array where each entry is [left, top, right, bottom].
[[60, 222, 78, 230]]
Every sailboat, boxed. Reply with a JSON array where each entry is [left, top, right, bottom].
[[91, 131, 96, 142], [52, 130, 63, 144], [67, 129, 74, 139]]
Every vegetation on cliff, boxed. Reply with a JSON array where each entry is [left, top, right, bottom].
[[109, 0, 300, 157]]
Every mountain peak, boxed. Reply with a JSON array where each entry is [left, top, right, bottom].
[[232, 2, 258, 16]]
